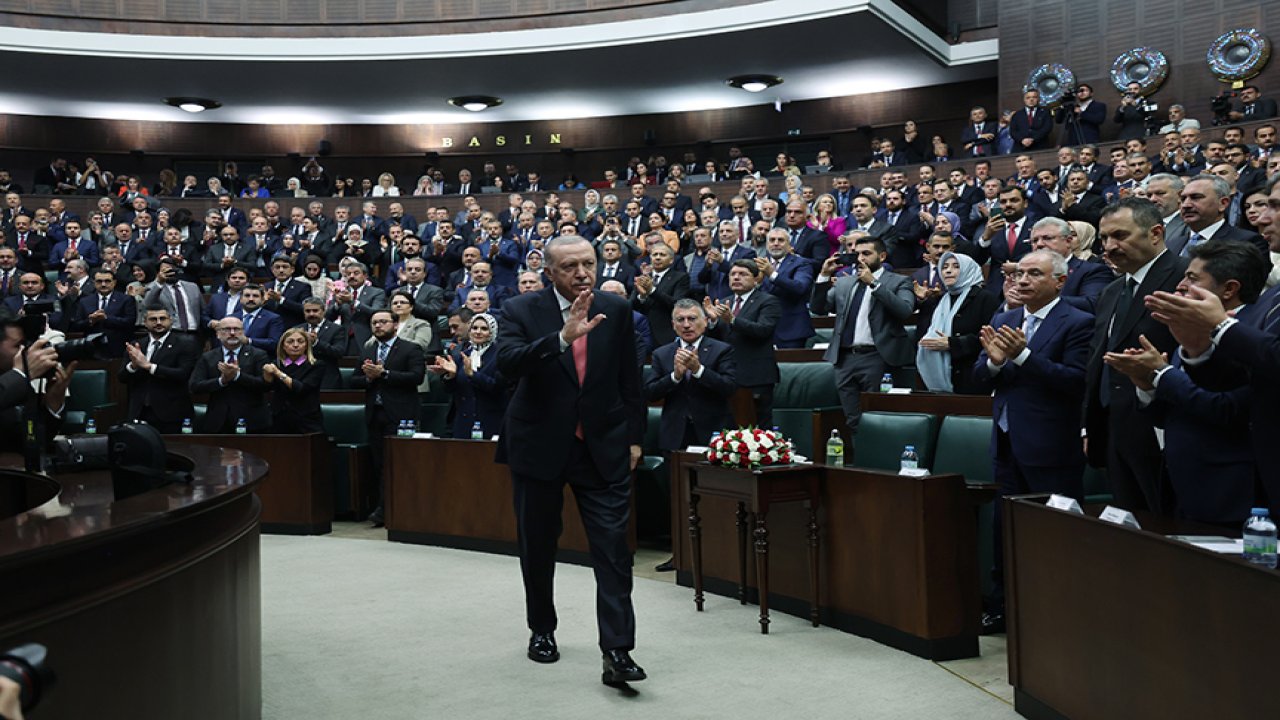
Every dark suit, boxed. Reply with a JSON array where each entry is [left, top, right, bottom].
[[632, 269, 690, 349], [49, 237, 99, 271], [1167, 223, 1267, 257], [1060, 256, 1114, 314], [596, 262, 637, 294], [263, 278, 311, 329], [961, 120, 1000, 157], [349, 337, 426, 508], [71, 291, 137, 357], [494, 287, 645, 652], [974, 216, 1036, 295], [118, 332, 200, 432], [697, 244, 757, 301], [443, 345, 508, 438], [202, 241, 257, 284], [706, 289, 780, 427], [269, 360, 325, 434], [395, 283, 447, 324], [12, 233, 50, 274], [1055, 101, 1107, 145], [761, 253, 815, 348], [1009, 106, 1053, 150], [786, 226, 831, 265], [1083, 250, 1188, 513], [190, 344, 271, 434], [236, 308, 285, 353], [297, 320, 348, 389], [327, 285, 387, 354], [645, 336, 736, 451], [811, 271, 916, 433], [1061, 192, 1107, 228]]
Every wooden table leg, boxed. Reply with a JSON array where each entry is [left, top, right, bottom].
[[754, 511, 770, 634], [735, 501, 748, 605], [689, 491, 704, 612], [807, 503, 820, 627]]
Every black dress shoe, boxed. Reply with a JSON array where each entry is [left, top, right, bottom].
[[654, 558, 675, 572], [367, 507, 385, 528], [980, 611, 1006, 635], [527, 632, 559, 663], [601, 649, 646, 685]]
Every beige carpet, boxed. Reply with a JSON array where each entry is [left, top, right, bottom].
[[261, 532, 1017, 719]]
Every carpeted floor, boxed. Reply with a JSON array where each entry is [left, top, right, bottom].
[[261, 532, 1017, 719]]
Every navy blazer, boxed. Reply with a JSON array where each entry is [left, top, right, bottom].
[[760, 253, 815, 345], [706, 289, 780, 387], [444, 344, 509, 439], [1009, 107, 1053, 150], [697, 244, 757, 301], [1060, 257, 1114, 314], [972, 301, 1094, 468], [645, 336, 737, 451], [960, 120, 999, 157], [975, 217, 1036, 294], [494, 287, 645, 483], [49, 237, 100, 270], [263, 278, 312, 329], [72, 291, 137, 357], [236, 308, 285, 353]]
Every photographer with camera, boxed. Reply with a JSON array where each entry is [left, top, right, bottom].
[[1114, 81, 1155, 140], [0, 306, 78, 462], [1054, 84, 1106, 146]]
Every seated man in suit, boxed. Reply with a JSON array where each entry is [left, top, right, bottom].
[[1029, 217, 1112, 314], [264, 256, 311, 329], [704, 260, 781, 428], [810, 235, 916, 437], [71, 268, 136, 358], [189, 316, 271, 434], [971, 249, 1094, 634], [631, 242, 690, 350], [235, 284, 285, 353], [757, 227, 815, 348], [118, 305, 200, 433], [350, 309, 425, 526], [299, 297, 347, 389], [1106, 240, 1267, 525]]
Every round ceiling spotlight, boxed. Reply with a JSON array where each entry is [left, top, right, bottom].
[[163, 97, 222, 113], [727, 75, 783, 93], [448, 95, 504, 112]]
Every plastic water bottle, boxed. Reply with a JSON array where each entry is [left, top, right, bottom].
[[405, 419, 417, 436], [900, 445, 919, 471], [235, 418, 247, 435], [879, 373, 894, 392], [1243, 508, 1278, 568], [181, 418, 193, 434], [470, 421, 484, 440], [825, 429, 844, 467], [84, 418, 96, 435], [396, 420, 407, 437]]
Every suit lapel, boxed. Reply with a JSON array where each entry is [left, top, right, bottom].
[[1114, 253, 1172, 342], [1029, 303, 1066, 353], [540, 288, 580, 386]]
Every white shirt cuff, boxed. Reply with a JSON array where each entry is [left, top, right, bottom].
[[986, 358, 1004, 375], [1011, 347, 1031, 365], [1210, 317, 1239, 345], [815, 275, 831, 284], [692, 365, 705, 379]]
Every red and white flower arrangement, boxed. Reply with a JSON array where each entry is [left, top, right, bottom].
[[706, 428, 793, 469]]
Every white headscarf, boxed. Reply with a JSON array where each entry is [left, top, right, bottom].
[[468, 313, 499, 371]]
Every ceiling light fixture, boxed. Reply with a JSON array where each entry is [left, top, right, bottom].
[[448, 95, 503, 112], [727, 75, 783, 93], [163, 97, 221, 113]]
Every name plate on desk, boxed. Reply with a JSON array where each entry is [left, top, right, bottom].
[[886, 388, 913, 395], [898, 467, 930, 477], [1099, 505, 1142, 529], [1046, 494, 1083, 514]]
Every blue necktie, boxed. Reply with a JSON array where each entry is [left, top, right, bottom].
[[377, 342, 390, 364]]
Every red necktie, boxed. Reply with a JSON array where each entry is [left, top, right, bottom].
[[572, 334, 588, 440], [69, 239, 77, 253], [1007, 223, 1018, 253], [732, 296, 743, 316]]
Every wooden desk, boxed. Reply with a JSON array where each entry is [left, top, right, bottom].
[[164, 432, 333, 534], [687, 462, 822, 634], [0, 444, 266, 720], [860, 391, 992, 417], [669, 452, 980, 659], [1004, 496, 1280, 720], [384, 437, 636, 563]]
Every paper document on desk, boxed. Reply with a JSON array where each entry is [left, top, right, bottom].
[[1167, 535, 1243, 554]]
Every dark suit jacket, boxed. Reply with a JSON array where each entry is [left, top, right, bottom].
[[596, 262, 638, 294], [395, 283, 447, 323], [1060, 256, 1114, 314], [12, 233, 50, 274], [49, 237, 100, 270], [1061, 192, 1107, 228], [190, 344, 272, 433], [1167, 223, 1267, 257], [348, 337, 425, 424], [972, 301, 1094, 468], [494, 287, 645, 483], [263, 278, 312, 329], [237, 308, 285, 353], [1055, 101, 1106, 144], [645, 336, 737, 451], [1009, 107, 1053, 150], [789, 226, 831, 265], [698, 244, 757, 301], [327, 285, 388, 354], [71, 291, 137, 357], [706, 290, 780, 387], [269, 360, 325, 434], [632, 269, 690, 349], [974, 216, 1036, 293], [761, 253, 815, 344], [117, 333, 200, 424], [443, 345, 509, 438], [202, 242, 257, 283], [1083, 250, 1189, 465], [297, 320, 348, 389], [960, 120, 1000, 157]]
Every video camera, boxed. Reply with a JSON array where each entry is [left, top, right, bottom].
[[1210, 90, 1237, 126], [0, 643, 54, 716]]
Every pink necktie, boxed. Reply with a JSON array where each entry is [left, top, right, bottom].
[[572, 334, 588, 439]]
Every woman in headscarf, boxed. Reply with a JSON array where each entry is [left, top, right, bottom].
[[915, 251, 1000, 394], [1068, 220, 1102, 263], [932, 210, 970, 253], [430, 312, 509, 439]]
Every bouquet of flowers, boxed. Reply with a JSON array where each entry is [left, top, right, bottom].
[[706, 428, 793, 470]]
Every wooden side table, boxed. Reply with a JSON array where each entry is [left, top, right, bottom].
[[687, 461, 822, 633]]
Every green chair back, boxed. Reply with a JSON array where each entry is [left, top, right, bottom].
[[932, 415, 994, 486], [853, 411, 939, 471], [322, 404, 368, 445]]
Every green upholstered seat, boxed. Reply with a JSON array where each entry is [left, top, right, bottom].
[[322, 404, 372, 518], [773, 362, 841, 459], [64, 369, 115, 432], [636, 405, 669, 539], [1083, 465, 1112, 505], [932, 415, 994, 486], [322, 404, 368, 445], [852, 411, 939, 472], [338, 366, 358, 388]]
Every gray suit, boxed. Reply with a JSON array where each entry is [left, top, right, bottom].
[[326, 285, 387, 354], [810, 270, 915, 433]]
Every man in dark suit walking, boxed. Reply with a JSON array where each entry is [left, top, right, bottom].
[[119, 306, 200, 433], [810, 236, 916, 437], [1083, 199, 1188, 514], [189, 316, 271, 434], [704, 260, 781, 428], [495, 236, 647, 686], [971, 249, 1094, 634], [350, 310, 425, 526]]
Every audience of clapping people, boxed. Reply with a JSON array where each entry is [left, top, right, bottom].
[[3, 88, 1279, 631]]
